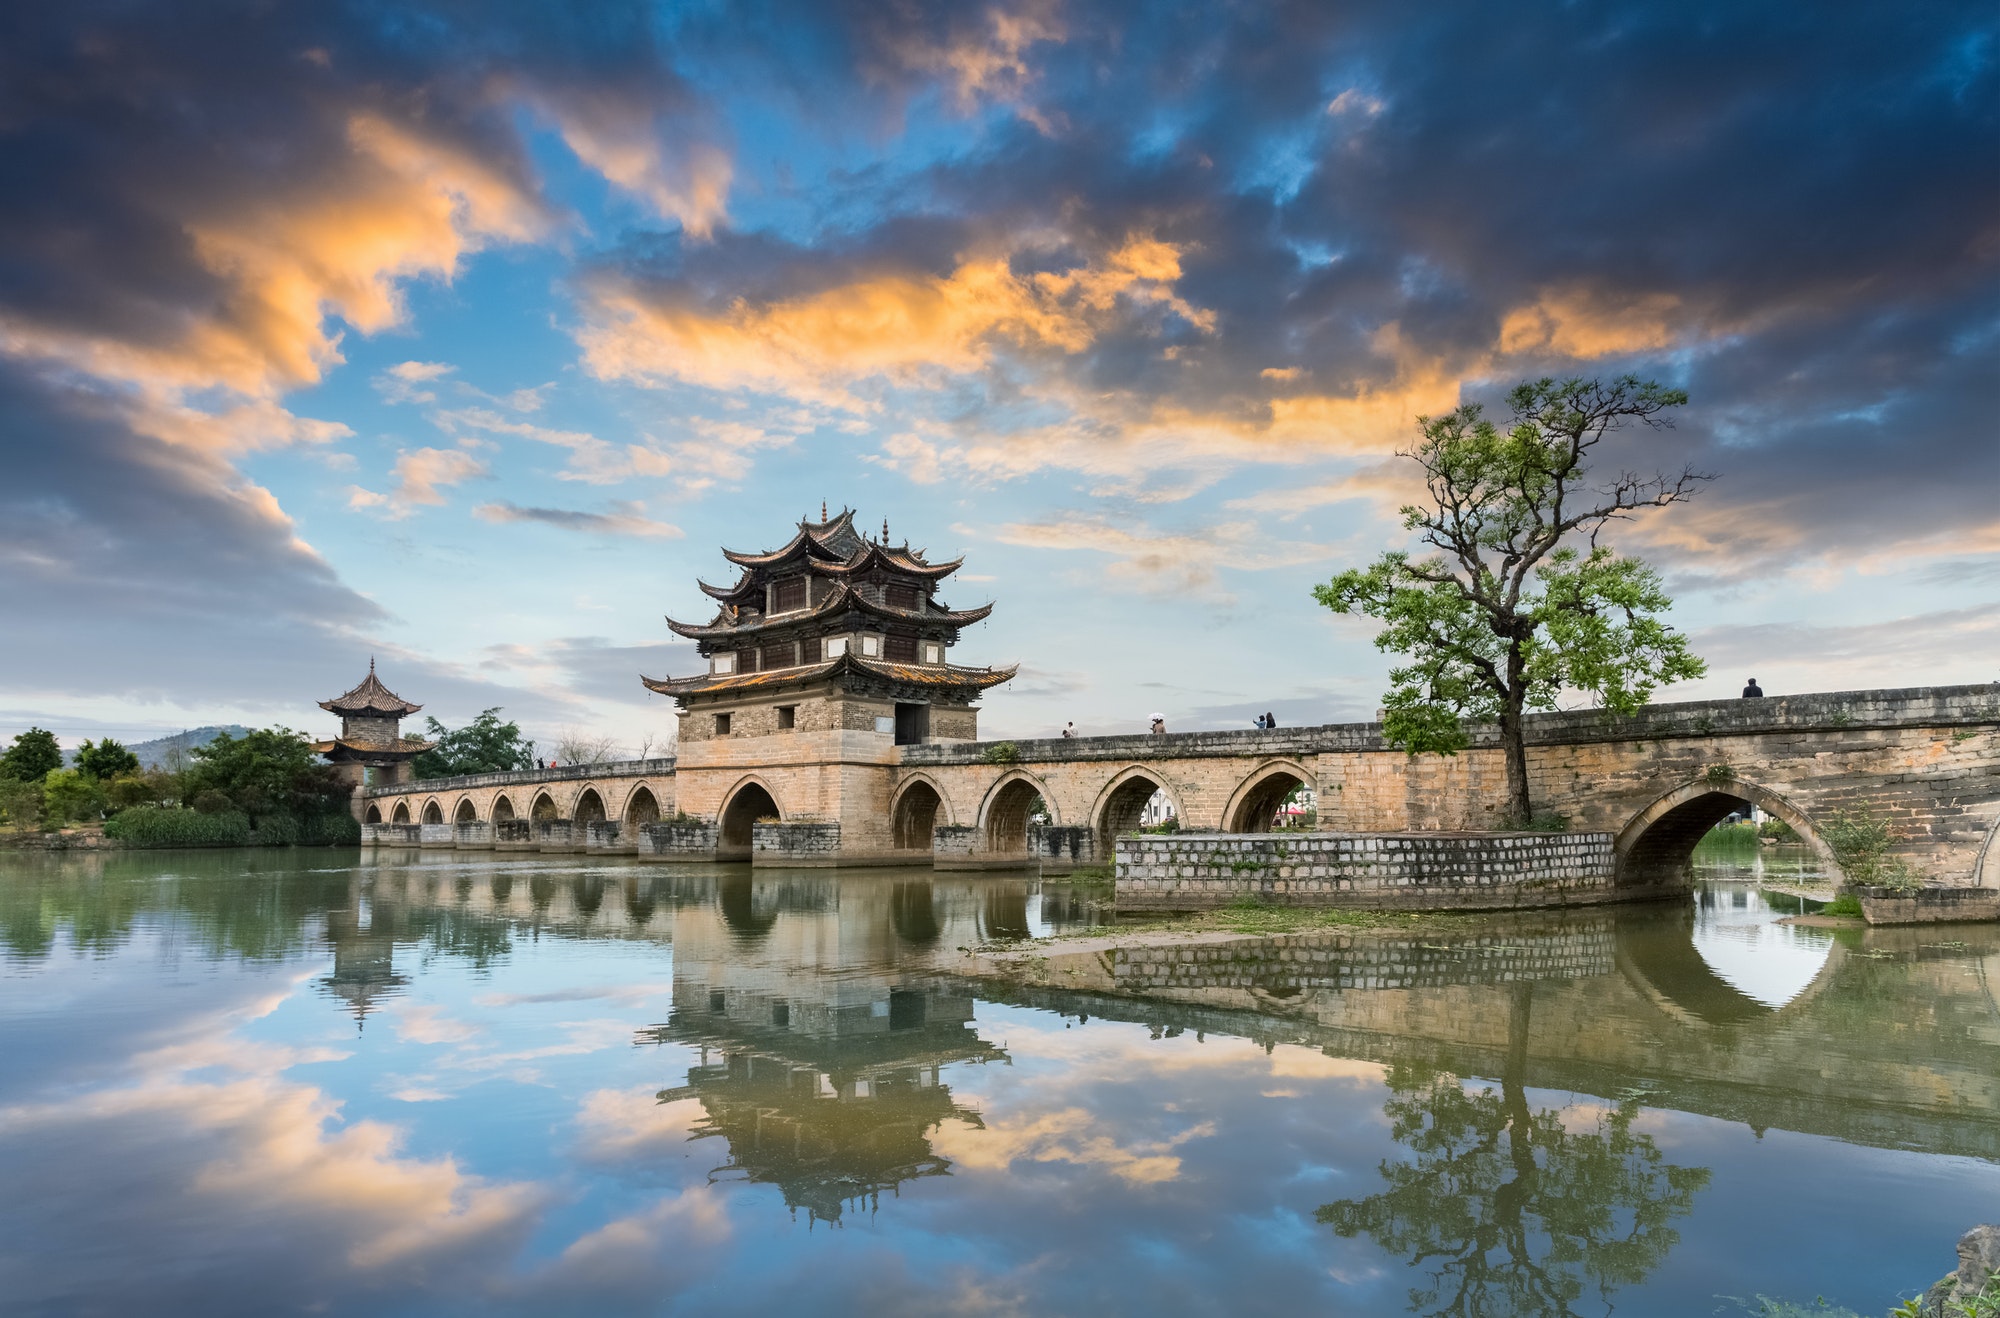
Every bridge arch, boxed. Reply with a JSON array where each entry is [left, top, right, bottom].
[[1614, 904, 1849, 1031], [1090, 765, 1184, 855], [718, 776, 783, 859], [530, 791, 559, 822], [454, 797, 477, 824], [421, 798, 444, 825], [1222, 759, 1316, 833], [492, 794, 515, 822], [1615, 779, 1836, 889], [364, 803, 382, 824], [891, 773, 953, 851], [623, 784, 662, 827], [574, 787, 607, 825], [980, 770, 1056, 854], [390, 801, 411, 824]]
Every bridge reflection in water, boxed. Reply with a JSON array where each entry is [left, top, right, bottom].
[[303, 855, 2000, 1305]]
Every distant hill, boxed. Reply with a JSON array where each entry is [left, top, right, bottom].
[[84, 725, 256, 770]]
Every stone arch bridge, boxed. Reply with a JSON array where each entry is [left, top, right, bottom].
[[360, 684, 2000, 898]]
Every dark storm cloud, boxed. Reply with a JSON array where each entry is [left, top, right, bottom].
[[609, 0, 1998, 571], [0, 0, 702, 715]]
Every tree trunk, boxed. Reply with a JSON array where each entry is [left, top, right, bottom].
[[1500, 647, 1533, 825]]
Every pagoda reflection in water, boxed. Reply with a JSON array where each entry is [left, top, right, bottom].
[[641, 878, 1012, 1225]]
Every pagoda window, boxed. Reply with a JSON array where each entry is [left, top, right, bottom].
[[771, 578, 807, 612], [714, 713, 731, 736], [739, 649, 760, 673], [801, 636, 822, 664], [760, 640, 795, 670], [712, 653, 736, 676], [859, 634, 882, 658], [922, 641, 944, 665], [885, 634, 919, 663], [825, 636, 848, 658], [885, 583, 921, 611]]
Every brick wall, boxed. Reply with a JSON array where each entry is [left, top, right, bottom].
[[752, 821, 841, 863], [1116, 831, 1622, 911]]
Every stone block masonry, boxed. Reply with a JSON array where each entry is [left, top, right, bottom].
[[641, 820, 720, 860], [752, 822, 842, 865], [1116, 831, 1626, 912]]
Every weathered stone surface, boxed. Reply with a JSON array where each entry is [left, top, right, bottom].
[[1858, 886, 2000, 925], [355, 683, 2000, 894], [751, 821, 841, 864], [1922, 1224, 2000, 1317], [1116, 831, 1624, 911]]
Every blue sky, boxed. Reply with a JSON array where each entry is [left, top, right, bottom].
[[1, 0, 1995, 754]]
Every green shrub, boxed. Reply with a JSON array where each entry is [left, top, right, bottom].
[[981, 741, 1020, 765], [1758, 817, 1799, 841], [0, 778, 43, 830], [105, 806, 252, 848], [1823, 808, 1921, 891], [1821, 894, 1862, 918], [40, 769, 106, 826]]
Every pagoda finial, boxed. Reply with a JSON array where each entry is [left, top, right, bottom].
[[822, 500, 828, 520], [882, 517, 890, 543], [369, 655, 375, 673]]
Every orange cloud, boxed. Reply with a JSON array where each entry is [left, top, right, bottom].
[[577, 234, 1213, 410], [1498, 284, 1687, 359]]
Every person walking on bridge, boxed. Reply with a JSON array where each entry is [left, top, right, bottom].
[[1150, 713, 1166, 735], [1742, 678, 1764, 698], [1061, 722, 1076, 738]]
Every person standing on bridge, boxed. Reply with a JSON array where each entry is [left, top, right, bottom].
[[1742, 678, 1764, 698], [1150, 713, 1166, 734], [1253, 713, 1268, 730], [1265, 711, 1278, 729], [1061, 722, 1076, 738]]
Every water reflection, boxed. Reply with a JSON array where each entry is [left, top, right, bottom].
[[1318, 985, 1709, 1317], [1, 850, 1996, 1317]]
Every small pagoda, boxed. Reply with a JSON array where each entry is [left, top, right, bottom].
[[642, 508, 1013, 747], [313, 660, 435, 788]]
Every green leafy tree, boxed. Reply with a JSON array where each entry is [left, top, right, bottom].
[[41, 768, 107, 825], [184, 727, 348, 823], [1318, 985, 1709, 1317], [74, 737, 141, 781], [1315, 377, 1709, 823], [1, 728, 63, 783], [411, 708, 536, 779]]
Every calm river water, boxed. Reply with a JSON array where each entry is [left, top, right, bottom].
[[2, 846, 1995, 1317]]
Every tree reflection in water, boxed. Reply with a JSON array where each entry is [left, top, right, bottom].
[[1318, 985, 1710, 1317]]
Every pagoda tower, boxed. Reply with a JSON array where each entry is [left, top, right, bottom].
[[313, 660, 435, 796], [642, 508, 1014, 858]]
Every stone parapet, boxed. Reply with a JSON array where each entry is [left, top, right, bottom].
[[361, 757, 676, 798], [1116, 831, 1627, 912], [903, 682, 2000, 767]]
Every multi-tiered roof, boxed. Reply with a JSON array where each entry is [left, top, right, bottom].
[[642, 508, 1014, 704], [312, 660, 435, 761]]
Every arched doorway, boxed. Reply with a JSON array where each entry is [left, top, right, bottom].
[[422, 800, 444, 824], [531, 792, 559, 822], [625, 786, 661, 827], [391, 802, 411, 824], [575, 788, 606, 827], [1616, 782, 1831, 890], [1094, 768, 1172, 855], [492, 795, 515, 822], [892, 780, 943, 851], [364, 804, 382, 824], [719, 781, 780, 859], [1227, 764, 1310, 833], [454, 798, 477, 823], [984, 776, 1046, 854]]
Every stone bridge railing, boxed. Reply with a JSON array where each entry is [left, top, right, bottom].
[[361, 756, 677, 798], [900, 683, 2000, 767]]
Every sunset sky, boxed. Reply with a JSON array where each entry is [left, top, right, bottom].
[[2, 0, 1994, 752]]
